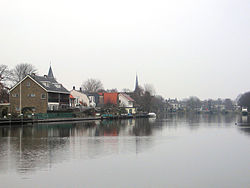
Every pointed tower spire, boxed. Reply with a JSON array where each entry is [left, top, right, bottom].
[[134, 73, 139, 92], [48, 65, 54, 78]]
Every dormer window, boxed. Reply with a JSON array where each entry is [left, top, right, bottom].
[[54, 83, 61, 88], [41, 82, 50, 87]]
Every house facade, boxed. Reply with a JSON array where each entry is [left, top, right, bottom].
[[9, 66, 70, 114], [70, 88, 90, 107], [118, 93, 136, 114], [103, 92, 119, 105]]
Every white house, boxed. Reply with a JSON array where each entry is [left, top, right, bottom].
[[88, 95, 96, 107], [70, 87, 90, 107], [118, 93, 136, 114]]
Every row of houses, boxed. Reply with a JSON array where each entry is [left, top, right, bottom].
[[166, 98, 240, 113], [7, 66, 136, 116]]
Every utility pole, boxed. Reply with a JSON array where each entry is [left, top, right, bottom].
[[19, 81, 22, 115]]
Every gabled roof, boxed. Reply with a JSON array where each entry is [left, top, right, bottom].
[[70, 89, 88, 96], [31, 74, 69, 94], [9, 74, 69, 94], [9, 75, 47, 92], [120, 93, 135, 102]]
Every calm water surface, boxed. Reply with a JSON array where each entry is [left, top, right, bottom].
[[0, 114, 250, 188]]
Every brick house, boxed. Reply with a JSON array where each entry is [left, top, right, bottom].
[[9, 66, 70, 114]]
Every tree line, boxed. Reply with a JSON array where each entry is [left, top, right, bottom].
[[0, 63, 37, 102], [0, 63, 165, 113], [1, 63, 249, 112]]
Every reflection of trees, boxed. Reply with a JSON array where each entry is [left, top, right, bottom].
[[237, 127, 250, 136], [133, 119, 152, 136], [0, 127, 71, 174], [0, 119, 155, 175]]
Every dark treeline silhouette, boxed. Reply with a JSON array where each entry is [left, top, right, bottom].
[[238, 92, 250, 110]]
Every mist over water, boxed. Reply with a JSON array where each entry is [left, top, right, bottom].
[[0, 114, 250, 188]]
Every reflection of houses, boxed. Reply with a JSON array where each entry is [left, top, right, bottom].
[[70, 87, 90, 108], [9, 66, 70, 114]]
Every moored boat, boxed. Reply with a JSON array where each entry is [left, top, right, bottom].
[[147, 112, 156, 118]]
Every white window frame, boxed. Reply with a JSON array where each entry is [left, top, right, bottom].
[[12, 93, 19, 97], [41, 93, 46, 99]]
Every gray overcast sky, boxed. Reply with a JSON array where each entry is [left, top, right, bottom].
[[0, 0, 249, 100]]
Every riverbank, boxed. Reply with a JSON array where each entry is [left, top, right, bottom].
[[0, 114, 149, 126]]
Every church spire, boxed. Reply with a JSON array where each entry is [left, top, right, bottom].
[[48, 65, 54, 78], [134, 73, 139, 92]]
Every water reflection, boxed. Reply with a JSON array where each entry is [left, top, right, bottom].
[[0, 114, 239, 176], [0, 118, 157, 175]]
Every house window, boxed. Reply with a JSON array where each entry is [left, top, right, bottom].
[[26, 82, 30, 87], [16, 107, 20, 111], [42, 82, 49, 87], [54, 84, 61, 88], [12, 93, 19, 97], [28, 94, 36, 97], [41, 93, 46, 99]]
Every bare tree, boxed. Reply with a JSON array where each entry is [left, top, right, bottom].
[[151, 95, 165, 113], [11, 63, 37, 83], [238, 92, 250, 110], [144, 83, 155, 96], [81, 78, 104, 93], [0, 64, 11, 103], [185, 96, 201, 111], [0, 65, 11, 87], [106, 88, 118, 93]]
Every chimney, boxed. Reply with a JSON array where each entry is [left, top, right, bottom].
[[80, 87, 82, 92], [73, 86, 75, 90]]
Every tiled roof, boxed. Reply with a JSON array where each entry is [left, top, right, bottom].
[[120, 93, 135, 102], [31, 74, 69, 94]]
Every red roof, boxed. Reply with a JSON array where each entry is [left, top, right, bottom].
[[121, 93, 134, 102], [103, 93, 118, 105]]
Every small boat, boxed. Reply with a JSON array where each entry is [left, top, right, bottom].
[[242, 107, 248, 116], [147, 112, 156, 118]]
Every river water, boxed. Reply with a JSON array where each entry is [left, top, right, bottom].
[[0, 114, 250, 188]]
